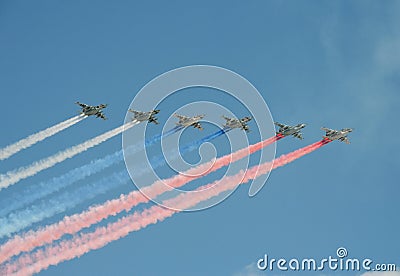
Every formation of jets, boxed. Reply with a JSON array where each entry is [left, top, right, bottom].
[[274, 122, 352, 144], [75, 102, 353, 143]]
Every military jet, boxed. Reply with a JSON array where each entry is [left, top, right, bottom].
[[76, 102, 107, 120], [222, 115, 252, 132], [129, 109, 160, 125], [274, 122, 306, 140], [174, 113, 205, 130], [321, 127, 353, 144]]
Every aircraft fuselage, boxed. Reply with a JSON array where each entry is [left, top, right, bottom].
[[81, 107, 101, 116], [324, 130, 352, 141], [225, 120, 243, 129], [134, 112, 152, 122]]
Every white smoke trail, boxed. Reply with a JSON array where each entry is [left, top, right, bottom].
[[0, 115, 85, 161], [0, 121, 138, 191]]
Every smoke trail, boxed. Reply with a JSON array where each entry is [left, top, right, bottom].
[[0, 150, 123, 217], [145, 126, 183, 147], [0, 171, 130, 239], [0, 125, 182, 217], [181, 128, 227, 151], [0, 129, 228, 237], [0, 121, 138, 191], [0, 134, 281, 263], [0, 140, 328, 275], [140, 128, 230, 176], [0, 115, 85, 161]]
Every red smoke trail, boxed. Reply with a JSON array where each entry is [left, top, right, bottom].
[[1, 139, 329, 275], [0, 135, 282, 264]]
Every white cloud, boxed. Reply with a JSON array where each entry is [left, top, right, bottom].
[[233, 262, 265, 276], [318, 1, 400, 150]]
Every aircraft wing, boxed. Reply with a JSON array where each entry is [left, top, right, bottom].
[[321, 127, 336, 135], [340, 137, 350, 144], [174, 113, 189, 120], [193, 122, 203, 130], [243, 125, 250, 133], [148, 116, 159, 124], [76, 102, 89, 108], [293, 132, 304, 140], [96, 112, 107, 120], [321, 127, 334, 131], [274, 122, 287, 128], [222, 115, 232, 122], [128, 109, 141, 116]]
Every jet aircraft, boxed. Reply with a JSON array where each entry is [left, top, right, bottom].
[[129, 109, 160, 124], [174, 113, 205, 130], [321, 127, 353, 144], [222, 115, 252, 132], [274, 122, 306, 140], [76, 102, 107, 120]]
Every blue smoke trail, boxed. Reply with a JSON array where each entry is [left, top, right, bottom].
[[181, 128, 227, 152], [145, 126, 182, 147], [149, 128, 229, 170], [0, 129, 228, 236], [0, 127, 181, 217]]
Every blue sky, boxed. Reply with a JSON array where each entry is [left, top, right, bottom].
[[0, 1, 399, 275]]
